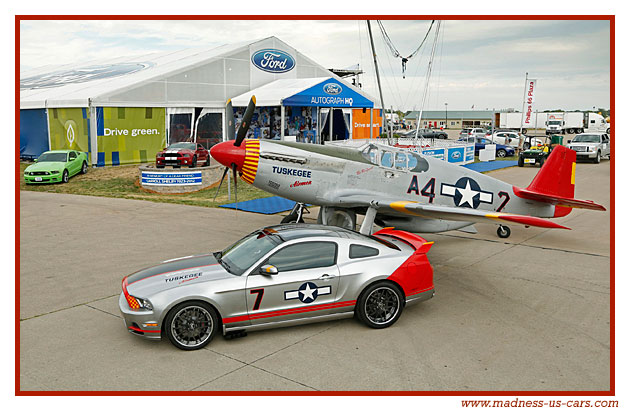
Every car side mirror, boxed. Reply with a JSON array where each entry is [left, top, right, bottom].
[[260, 264, 278, 275], [567, 140, 571, 143]]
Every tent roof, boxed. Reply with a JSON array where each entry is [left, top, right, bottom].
[[230, 77, 376, 108]]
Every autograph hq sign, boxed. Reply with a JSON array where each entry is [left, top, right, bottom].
[[251, 49, 296, 73]]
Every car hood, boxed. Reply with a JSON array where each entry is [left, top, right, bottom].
[[125, 254, 232, 296], [163, 148, 194, 154], [569, 142, 597, 146], [24, 162, 65, 172]]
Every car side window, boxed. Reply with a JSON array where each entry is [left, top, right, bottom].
[[349, 244, 379, 259], [69, 152, 77, 160], [266, 242, 337, 272]]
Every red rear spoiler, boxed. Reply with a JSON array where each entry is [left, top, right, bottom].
[[373, 228, 434, 254]]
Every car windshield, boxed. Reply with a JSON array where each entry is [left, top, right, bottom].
[[37, 152, 67, 162], [573, 135, 600, 143], [548, 120, 562, 125], [168, 142, 196, 150], [219, 229, 283, 275]]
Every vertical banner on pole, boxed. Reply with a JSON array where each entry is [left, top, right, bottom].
[[523, 79, 537, 127]]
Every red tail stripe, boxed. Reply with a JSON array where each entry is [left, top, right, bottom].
[[222, 300, 356, 324]]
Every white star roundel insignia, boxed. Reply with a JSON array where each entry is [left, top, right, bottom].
[[441, 177, 493, 209], [284, 282, 332, 304]]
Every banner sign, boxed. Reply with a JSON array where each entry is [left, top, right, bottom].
[[283, 78, 374, 108], [523, 79, 537, 126], [352, 108, 382, 139], [97, 107, 166, 166], [465, 145, 475, 162], [48, 108, 91, 155], [422, 148, 445, 160], [447, 147, 465, 163], [141, 171, 202, 186]]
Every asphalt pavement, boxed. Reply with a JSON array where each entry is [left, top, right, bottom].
[[19, 160, 611, 392]]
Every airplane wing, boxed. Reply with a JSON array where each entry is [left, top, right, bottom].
[[334, 194, 570, 230]]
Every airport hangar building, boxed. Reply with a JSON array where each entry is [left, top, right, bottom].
[[20, 36, 382, 166]]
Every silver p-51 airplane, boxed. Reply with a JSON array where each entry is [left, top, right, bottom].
[[211, 97, 605, 238]]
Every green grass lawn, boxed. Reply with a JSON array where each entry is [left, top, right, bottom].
[[19, 163, 273, 208]]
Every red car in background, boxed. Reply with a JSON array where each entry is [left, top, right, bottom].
[[156, 142, 211, 168]]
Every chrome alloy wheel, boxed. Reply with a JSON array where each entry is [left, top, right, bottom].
[[170, 305, 213, 348], [364, 287, 400, 325]]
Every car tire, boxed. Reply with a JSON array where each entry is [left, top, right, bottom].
[[594, 151, 601, 164], [190, 156, 197, 168], [164, 301, 219, 351], [496, 149, 507, 158], [523, 142, 531, 150], [539, 157, 545, 167], [517, 156, 524, 167], [356, 281, 404, 329], [205, 155, 211, 167], [80, 161, 88, 174], [606, 128, 610, 134], [62, 169, 69, 183]]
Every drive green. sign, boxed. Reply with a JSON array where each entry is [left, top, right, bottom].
[[97, 107, 166, 166]]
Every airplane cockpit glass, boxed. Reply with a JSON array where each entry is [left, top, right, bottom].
[[361, 144, 379, 165], [395, 152, 407, 170], [407, 153, 418, 169], [381, 151, 394, 168]]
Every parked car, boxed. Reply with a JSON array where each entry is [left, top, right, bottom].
[[400, 128, 447, 139], [489, 131, 521, 147], [468, 128, 489, 139], [458, 137, 515, 158], [119, 224, 435, 350], [156, 142, 210, 168], [567, 133, 611, 163], [23, 150, 88, 184], [459, 128, 472, 138]]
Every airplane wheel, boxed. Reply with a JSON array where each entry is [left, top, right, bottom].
[[281, 212, 304, 224], [318, 207, 356, 231], [497, 225, 511, 239]]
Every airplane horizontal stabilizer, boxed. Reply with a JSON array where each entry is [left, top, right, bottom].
[[513, 187, 606, 211], [374, 200, 570, 230]]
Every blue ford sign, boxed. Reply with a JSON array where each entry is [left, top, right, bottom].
[[323, 83, 342, 95], [251, 49, 295, 73]]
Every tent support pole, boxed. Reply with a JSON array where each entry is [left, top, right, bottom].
[[281, 105, 285, 141], [370, 108, 373, 140], [329, 108, 333, 142], [88, 102, 98, 167]]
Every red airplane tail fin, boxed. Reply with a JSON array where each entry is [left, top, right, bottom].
[[513, 146, 605, 215]]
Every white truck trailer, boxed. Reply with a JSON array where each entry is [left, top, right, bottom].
[[497, 112, 548, 133], [545, 112, 610, 134]]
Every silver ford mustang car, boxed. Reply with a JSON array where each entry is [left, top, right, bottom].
[[119, 224, 435, 350]]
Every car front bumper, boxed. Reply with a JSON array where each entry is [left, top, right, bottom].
[[156, 157, 193, 167], [575, 151, 598, 159], [24, 174, 63, 184], [118, 293, 162, 340]]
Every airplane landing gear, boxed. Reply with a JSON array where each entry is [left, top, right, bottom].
[[281, 202, 309, 224], [497, 225, 511, 239]]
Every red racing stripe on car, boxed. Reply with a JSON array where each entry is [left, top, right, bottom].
[[128, 326, 161, 334], [222, 300, 356, 324]]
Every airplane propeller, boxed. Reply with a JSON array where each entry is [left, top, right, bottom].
[[212, 95, 256, 208]]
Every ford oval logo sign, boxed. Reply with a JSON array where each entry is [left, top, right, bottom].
[[251, 49, 295, 73], [451, 151, 461, 159], [323, 83, 342, 95]]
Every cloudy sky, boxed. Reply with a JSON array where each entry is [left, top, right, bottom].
[[19, 18, 610, 112]]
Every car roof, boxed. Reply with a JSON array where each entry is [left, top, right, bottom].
[[259, 224, 367, 241], [43, 150, 72, 153]]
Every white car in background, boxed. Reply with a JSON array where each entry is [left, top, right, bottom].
[[489, 131, 521, 147], [567, 133, 611, 163]]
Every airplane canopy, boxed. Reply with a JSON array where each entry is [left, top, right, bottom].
[[230, 77, 375, 108]]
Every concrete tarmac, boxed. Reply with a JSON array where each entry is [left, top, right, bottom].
[[19, 160, 611, 391]]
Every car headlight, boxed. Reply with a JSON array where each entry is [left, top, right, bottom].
[[136, 297, 153, 310]]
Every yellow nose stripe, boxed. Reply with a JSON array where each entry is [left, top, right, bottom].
[[242, 140, 260, 184]]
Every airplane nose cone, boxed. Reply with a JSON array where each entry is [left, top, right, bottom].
[[210, 141, 246, 171]]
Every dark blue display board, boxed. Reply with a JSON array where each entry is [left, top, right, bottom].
[[20, 109, 50, 159]]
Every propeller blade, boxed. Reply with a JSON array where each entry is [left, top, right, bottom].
[[234, 96, 256, 147], [226, 99, 236, 141], [232, 164, 238, 211], [213, 166, 230, 202]]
